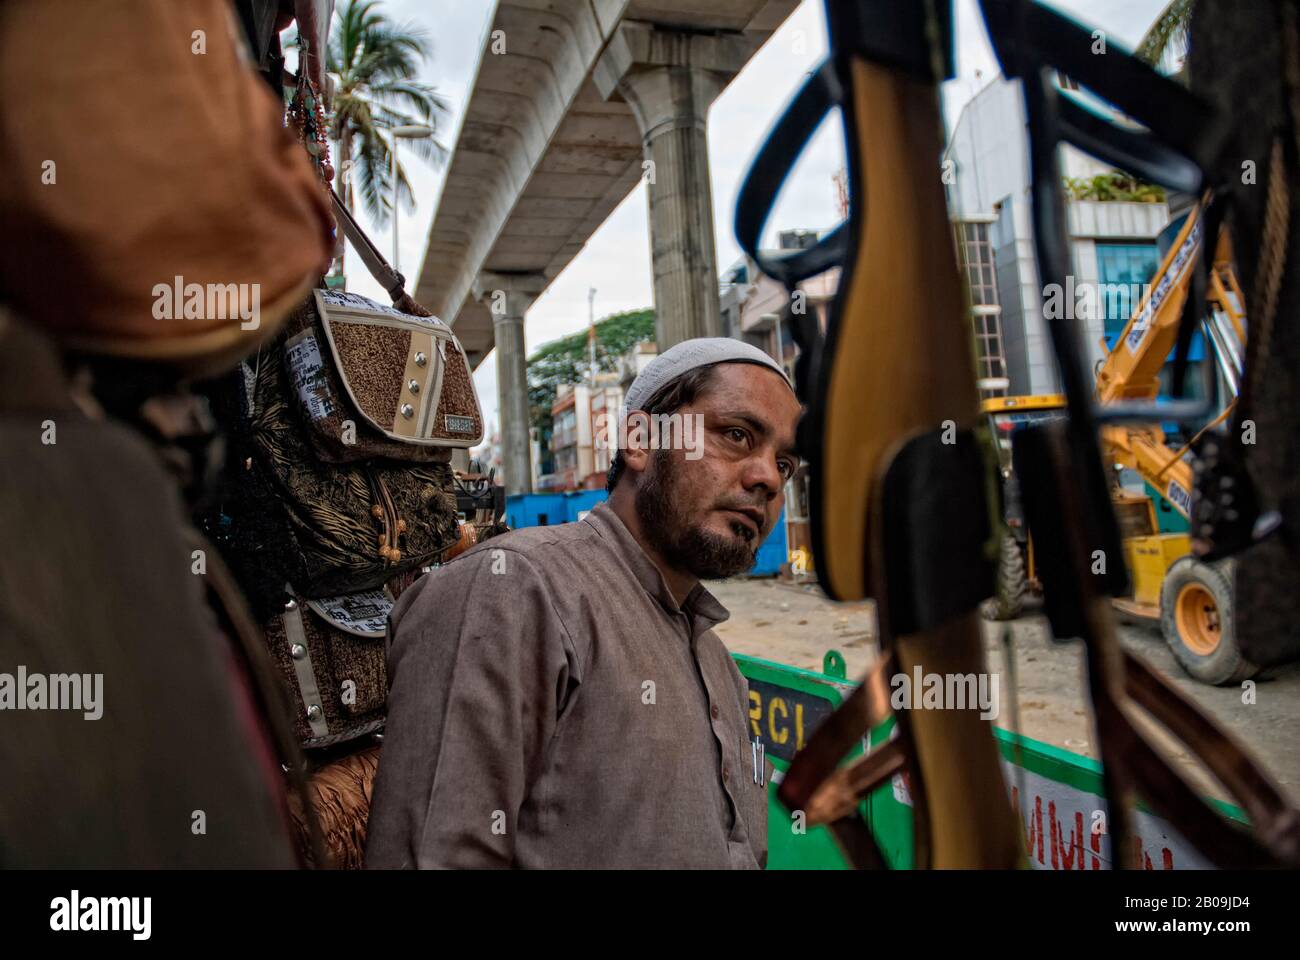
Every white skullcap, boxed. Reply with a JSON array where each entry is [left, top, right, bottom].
[[623, 337, 793, 413]]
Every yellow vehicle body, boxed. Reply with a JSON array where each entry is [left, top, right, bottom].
[[985, 392, 1197, 615], [1117, 533, 1192, 617], [981, 394, 1067, 415]]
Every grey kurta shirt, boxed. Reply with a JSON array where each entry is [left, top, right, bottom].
[[365, 502, 769, 869]]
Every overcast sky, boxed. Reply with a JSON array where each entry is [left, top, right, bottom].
[[340, 0, 1170, 443]]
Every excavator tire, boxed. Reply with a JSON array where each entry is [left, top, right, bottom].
[[982, 533, 1026, 622], [1160, 557, 1258, 685]]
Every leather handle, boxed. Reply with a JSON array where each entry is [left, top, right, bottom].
[[327, 187, 408, 304]]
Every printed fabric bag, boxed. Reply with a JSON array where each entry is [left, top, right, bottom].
[[211, 191, 485, 752], [221, 189, 482, 602], [265, 586, 392, 748]]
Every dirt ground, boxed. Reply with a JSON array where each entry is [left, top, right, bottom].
[[711, 577, 1300, 804]]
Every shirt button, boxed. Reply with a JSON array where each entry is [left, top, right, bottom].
[[710, 703, 719, 720], [723, 765, 730, 781]]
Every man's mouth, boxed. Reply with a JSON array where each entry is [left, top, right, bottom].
[[720, 507, 764, 540]]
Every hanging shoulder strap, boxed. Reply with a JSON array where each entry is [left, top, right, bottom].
[[327, 187, 406, 302], [327, 186, 435, 317]]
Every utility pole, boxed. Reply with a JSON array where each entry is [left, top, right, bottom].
[[587, 287, 597, 387]]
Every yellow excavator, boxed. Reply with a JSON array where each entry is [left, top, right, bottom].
[[983, 201, 1254, 684]]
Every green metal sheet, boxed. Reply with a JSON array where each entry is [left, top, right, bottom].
[[735, 651, 1248, 871]]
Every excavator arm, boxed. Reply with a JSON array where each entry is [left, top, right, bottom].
[[1008, 202, 1243, 525], [984, 200, 1249, 671], [1095, 206, 1205, 406]]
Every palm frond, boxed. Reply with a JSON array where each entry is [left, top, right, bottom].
[[355, 125, 393, 225], [328, 0, 451, 225], [1136, 0, 1195, 69], [374, 79, 451, 127]]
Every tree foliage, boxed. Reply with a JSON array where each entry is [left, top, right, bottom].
[[1136, 0, 1194, 72], [527, 309, 655, 434], [313, 0, 451, 226], [1063, 172, 1167, 203]]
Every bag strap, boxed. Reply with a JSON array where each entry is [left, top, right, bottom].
[[328, 186, 437, 318], [327, 186, 408, 303]]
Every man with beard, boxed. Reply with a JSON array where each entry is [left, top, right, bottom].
[[366, 338, 800, 868]]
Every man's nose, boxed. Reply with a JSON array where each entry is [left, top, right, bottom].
[[743, 450, 784, 497]]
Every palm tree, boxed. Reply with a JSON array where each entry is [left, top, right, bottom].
[[296, 0, 450, 234], [1136, 0, 1194, 73]]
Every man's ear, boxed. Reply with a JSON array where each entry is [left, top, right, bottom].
[[622, 410, 652, 476]]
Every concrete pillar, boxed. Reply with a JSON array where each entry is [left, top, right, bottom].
[[473, 271, 547, 496], [596, 23, 758, 349]]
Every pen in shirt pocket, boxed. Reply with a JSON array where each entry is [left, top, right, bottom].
[[750, 736, 765, 786]]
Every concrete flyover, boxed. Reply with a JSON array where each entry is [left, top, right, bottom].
[[412, 0, 797, 494]]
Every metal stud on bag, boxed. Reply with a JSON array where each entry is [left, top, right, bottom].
[[408, 379, 420, 394], [401, 403, 414, 419], [414, 351, 427, 367]]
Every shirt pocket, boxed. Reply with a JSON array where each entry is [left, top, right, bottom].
[[735, 733, 771, 856]]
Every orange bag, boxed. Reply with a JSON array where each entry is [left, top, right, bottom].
[[0, 0, 334, 374]]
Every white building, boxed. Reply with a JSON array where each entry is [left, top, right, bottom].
[[944, 76, 1174, 396]]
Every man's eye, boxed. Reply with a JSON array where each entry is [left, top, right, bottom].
[[725, 427, 748, 445], [778, 460, 795, 481]]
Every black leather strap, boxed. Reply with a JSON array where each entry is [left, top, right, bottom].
[[881, 429, 995, 636], [825, 0, 955, 80], [981, 0, 1223, 181], [990, 0, 1221, 430], [1056, 95, 1202, 195], [734, 59, 848, 289]]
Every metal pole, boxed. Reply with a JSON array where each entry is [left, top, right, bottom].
[[388, 125, 435, 278], [392, 137, 400, 273], [773, 304, 792, 556]]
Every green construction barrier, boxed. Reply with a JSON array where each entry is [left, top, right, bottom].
[[734, 651, 1248, 870]]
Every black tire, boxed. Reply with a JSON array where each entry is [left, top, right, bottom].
[[983, 533, 1026, 621], [1160, 557, 1258, 685]]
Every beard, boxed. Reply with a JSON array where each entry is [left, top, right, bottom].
[[634, 450, 759, 579]]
